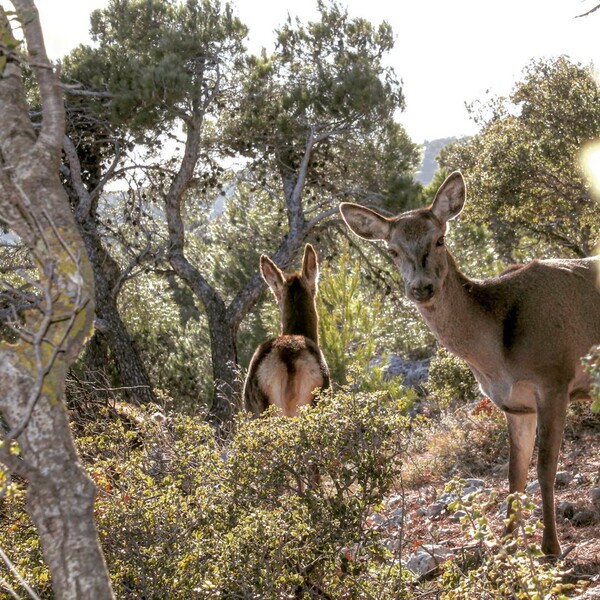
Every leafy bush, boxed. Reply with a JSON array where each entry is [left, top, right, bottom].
[[1, 386, 413, 598], [582, 344, 600, 413], [318, 244, 432, 389], [440, 481, 573, 599], [427, 346, 479, 410]]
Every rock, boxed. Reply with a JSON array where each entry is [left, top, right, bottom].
[[572, 587, 600, 599], [385, 507, 405, 526], [437, 492, 458, 506], [462, 479, 491, 498], [555, 471, 574, 488], [425, 502, 447, 518], [556, 501, 577, 519], [383, 537, 401, 552], [590, 487, 600, 504], [571, 509, 596, 527], [371, 506, 404, 528], [449, 509, 468, 523], [370, 512, 387, 526], [406, 544, 453, 577], [526, 480, 540, 494], [378, 355, 431, 388], [386, 494, 404, 506]]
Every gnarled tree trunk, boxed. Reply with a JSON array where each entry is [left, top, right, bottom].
[[0, 3, 114, 598], [80, 219, 157, 405]]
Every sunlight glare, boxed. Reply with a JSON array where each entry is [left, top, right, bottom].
[[582, 140, 600, 200]]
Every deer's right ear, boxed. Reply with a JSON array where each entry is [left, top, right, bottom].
[[302, 244, 319, 291], [339, 203, 391, 241], [260, 255, 285, 299]]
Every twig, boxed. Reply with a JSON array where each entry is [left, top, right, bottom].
[[0, 546, 41, 600]]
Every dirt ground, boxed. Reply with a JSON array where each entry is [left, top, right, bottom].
[[378, 399, 600, 597]]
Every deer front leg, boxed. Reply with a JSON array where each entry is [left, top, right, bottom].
[[505, 412, 537, 535], [536, 390, 568, 557]]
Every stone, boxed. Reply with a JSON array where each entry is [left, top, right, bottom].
[[425, 502, 448, 518], [406, 544, 453, 577], [555, 471, 574, 488], [571, 509, 596, 527], [449, 509, 468, 523], [556, 501, 576, 519], [376, 355, 431, 388]]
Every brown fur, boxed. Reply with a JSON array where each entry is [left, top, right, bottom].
[[340, 171, 600, 557], [243, 244, 330, 417]]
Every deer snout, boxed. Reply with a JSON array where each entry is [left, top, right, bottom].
[[409, 283, 435, 303]]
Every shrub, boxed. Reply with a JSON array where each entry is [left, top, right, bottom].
[[1, 386, 413, 598], [427, 346, 479, 410], [582, 344, 600, 413], [439, 480, 574, 599]]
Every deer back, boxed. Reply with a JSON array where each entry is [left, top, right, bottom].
[[243, 244, 330, 417]]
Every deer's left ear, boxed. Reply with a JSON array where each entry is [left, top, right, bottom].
[[302, 244, 319, 291], [430, 171, 466, 223]]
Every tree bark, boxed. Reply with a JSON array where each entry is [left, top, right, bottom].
[[207, 305, 239, 424], [0, 3, 115, 597], [79, 219, 157, 405], [62, 127, 158, 405]]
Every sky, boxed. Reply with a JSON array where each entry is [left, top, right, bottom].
[[34, 0, 600, 143]]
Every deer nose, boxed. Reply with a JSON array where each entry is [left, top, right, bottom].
[[411, 284, 434, 303]]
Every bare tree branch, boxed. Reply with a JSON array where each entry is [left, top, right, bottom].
[[575, 3, 600, 17]]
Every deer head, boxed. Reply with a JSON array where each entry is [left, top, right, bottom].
[[260, 244, 320, 341], [339, 172, 466, 306]]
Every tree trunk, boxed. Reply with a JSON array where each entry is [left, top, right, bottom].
[[81, 222, 157, 405], [206, 307, 239, 425], [2, 353, 114, 599], [0, 3, 115, 597]]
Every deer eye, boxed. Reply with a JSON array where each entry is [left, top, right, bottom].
[[436, 236, 445, 247], [387, 247, 399, 258]]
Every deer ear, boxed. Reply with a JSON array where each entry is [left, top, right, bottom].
[[302, 244, 319, 290], [339, 202, 391, 241], [430, 171, 466, 223], [260, 255, 285, 299]]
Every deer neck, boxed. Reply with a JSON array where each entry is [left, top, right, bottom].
[[281, 283, 319, 343], [281, 308, 319, 343], [416, 253, 493, 364]]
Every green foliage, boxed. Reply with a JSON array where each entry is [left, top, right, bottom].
[[440, 481, 573, 599], [236, 0, 401, 141], [1, 388, 412, 598], [317, 243, 431, 393], [0, 479, 51, 597], [441, 56, 600, 261], [225, 0, 421, 207], [582, 344, 600, 412], [65, 0, 248, 138], [119, 273, 213, 411], [427, 347, 479, 410]]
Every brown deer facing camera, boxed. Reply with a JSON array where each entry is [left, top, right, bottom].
[[244, 244, 330, 417], [340, 171, 600, 557]]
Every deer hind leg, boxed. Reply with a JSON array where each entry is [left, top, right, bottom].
[[536, 387, 569, 557], [505, 412, 537, 535]]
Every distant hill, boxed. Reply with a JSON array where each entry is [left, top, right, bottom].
[[415, 137, 459, 185]]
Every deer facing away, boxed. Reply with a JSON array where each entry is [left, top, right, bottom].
[[243, 244, 330, 417], [340, 171, 600, 557]]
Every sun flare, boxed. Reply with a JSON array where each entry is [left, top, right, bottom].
[[582, 140, 600, 199]]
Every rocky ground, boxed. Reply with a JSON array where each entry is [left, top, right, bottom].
[[370, 397, 600, 597]]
